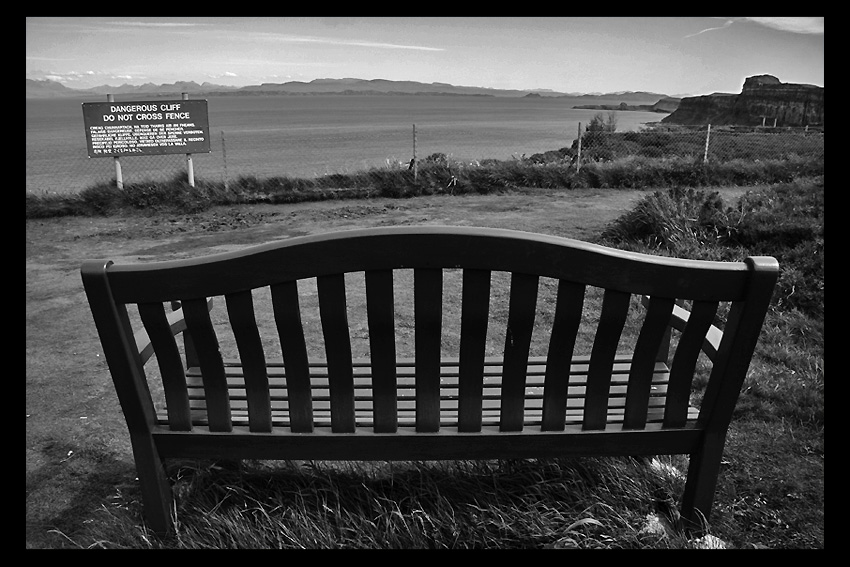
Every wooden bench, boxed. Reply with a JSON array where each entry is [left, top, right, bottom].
[[81, 226, 778, 535]]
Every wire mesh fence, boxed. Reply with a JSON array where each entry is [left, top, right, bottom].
[[573, 125, 824, 167], [26, 123, 824, 195]]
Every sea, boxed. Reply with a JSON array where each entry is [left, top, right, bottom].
[[26, 94, 663, 194]]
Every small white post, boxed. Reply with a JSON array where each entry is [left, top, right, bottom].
[[182, 93, 195, 187], [576, 122, 582, 172], [107, 94, 123, 189], [703, 124, 711, 164]]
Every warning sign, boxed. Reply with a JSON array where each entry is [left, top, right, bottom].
[[82, 100, 211, 157]]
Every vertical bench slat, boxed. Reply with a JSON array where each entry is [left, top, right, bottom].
[[170, 301, 200, 369], [500, 273, 539, 432], [457, 269, 491, 432], [317, 274, 356, 433], [583, 289, 631, 430], [270, 281, 313, 433], [225, 290, 272, 433], [414, 268, 443, 432], [541, 281, 586, 431], [664, 300, 719, 428], [365, 269, 398, 433], [182, 297, 232, 432], [138, 302, 192, 431], [623, 296, 676, 429]]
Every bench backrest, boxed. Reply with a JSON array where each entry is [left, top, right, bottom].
[[82, 226, 778, 439]]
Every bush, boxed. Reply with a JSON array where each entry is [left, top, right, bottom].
[[25, 191, 86, 218], [121, 173, 214, 213], [600, 187, 732, 248], [79, 182, 124, 215], [599, 178, 824, 318]]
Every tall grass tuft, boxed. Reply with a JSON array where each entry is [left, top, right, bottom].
[[600, 177, 823, 318], [600, 186, 736, 250], [75, 457, 709, 549]]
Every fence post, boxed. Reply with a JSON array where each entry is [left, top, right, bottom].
[[576, 122, 582, 172], [703, 124, 711, 164], [221, 130, 228, 190], [106, 94, 123, 189], [413, 124, 419, 183], [182, 93, 195, 187]]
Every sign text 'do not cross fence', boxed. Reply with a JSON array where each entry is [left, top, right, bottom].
[[81, 100, 211, 158]]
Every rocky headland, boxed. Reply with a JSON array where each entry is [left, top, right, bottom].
[[662, 75, 823, 127]]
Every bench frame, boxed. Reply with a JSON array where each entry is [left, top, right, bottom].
[[81, 226, 778, 536]]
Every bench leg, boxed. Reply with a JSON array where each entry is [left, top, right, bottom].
[[130, 433, 174, 536], [680, 430, 726, 530]]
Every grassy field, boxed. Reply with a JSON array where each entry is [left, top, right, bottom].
[[26, 179, 823, 549]]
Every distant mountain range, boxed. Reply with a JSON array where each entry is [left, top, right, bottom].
[[26, 77, 671, 104]]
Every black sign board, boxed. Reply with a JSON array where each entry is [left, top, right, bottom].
[[82, 100, 211, 157]]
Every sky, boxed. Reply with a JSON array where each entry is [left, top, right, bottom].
[[26, 17, 824, 96]]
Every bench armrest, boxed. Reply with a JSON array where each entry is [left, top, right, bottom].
[[669, 302, 723, 361], [642, 296, 723, 361], [134, 298, 214, 365]]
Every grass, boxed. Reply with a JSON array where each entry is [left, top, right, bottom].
[[148, 458, 693, 549], [25, 151, 824, 219], [40, 176, 823, 549]]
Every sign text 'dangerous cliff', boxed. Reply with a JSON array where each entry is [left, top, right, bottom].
[[82, 100, 210, 157]]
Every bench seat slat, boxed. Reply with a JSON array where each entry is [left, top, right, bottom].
[[183, 383, 676, 403], [166, 406, 700, 430], [160, 357, 697, 431], [185, 358, 670, 384]]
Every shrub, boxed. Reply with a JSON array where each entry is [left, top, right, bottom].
[[79, 182, 125, 215], [600, 187, 733, 248], [25, 191, 86, 218], [120, 173, 214, 213], [600, 178, 824, 318], [424, 152, 449, 165]]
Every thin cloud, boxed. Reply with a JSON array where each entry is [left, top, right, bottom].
[[740, 17, 823, 35], [683, 19, 734, 39], [26, 56, 76, 62], [103, 20, 210, 28], [684, 17, 824, 39], [249, 32, 444, 52]]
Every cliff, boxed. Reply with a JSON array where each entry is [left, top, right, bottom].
[[662, 75, 823, 127]]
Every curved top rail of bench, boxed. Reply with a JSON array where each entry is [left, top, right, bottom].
[[82, 226, 778, 304]]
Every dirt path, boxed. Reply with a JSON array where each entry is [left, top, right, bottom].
[[25, 186, 750, 547]]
